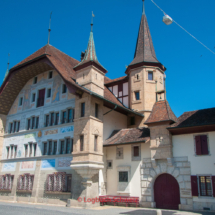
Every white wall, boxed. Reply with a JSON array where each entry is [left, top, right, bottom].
[[103, 141, 150, 198]]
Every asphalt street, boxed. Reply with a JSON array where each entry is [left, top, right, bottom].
[[0, 201, 214, 215]]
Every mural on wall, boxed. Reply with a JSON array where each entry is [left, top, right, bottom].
[[24, 133, 36, 139], [20, 161, 35, 171], [2, 162, 16, 171], [52, 76, 61, 103], [60, 126, 74, 134], [41, 159, 55, 169], [8, 97, 19, 115], [44, 129, 58, 136], [67, 92, 75, 100], [23, 86, 31, 110], [58, 157, 72, 168]]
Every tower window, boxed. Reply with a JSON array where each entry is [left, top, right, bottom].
[[148, 71, 153, 80], [95, 103, 98, 118], [135, 91, 140, 100], [33, 77, 37, 84], [94, 135, 98, 152], [81, 102, 85, 117]]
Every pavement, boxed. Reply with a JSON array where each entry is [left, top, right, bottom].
[[0, 201, 214, 215]]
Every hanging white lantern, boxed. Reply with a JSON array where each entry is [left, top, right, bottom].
[[163, 15, 173, 25]]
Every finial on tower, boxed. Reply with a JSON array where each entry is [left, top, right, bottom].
[[142, 0, 145, 15], [47, 12, 52, 45], [91, 11, 95, 32], [7, 53, 10, 71]]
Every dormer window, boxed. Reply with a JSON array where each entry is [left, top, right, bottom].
[[33, 77, 37, 84], [48, 71, 53, 79], [148, 71, 153, 80]]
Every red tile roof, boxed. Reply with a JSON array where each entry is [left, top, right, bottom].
[[103, 127, 150, 146], [105, 76, 128, 85], [145, 100, 177, 124], [170, 107, 215, 128]]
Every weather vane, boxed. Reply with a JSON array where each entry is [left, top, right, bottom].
[[48, 12, 52, 45], [91, 11, 95, 32]]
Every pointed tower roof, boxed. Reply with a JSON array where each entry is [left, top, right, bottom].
[[74, 26, 107, 73], [145, 100, 177, 125], [128, 1, 165, 71]]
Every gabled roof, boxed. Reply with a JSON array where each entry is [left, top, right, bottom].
[[145, 100, 177, 125], [103, 127, 150, 146], [169, 107, 215, 129]]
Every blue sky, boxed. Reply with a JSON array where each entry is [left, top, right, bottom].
[[0, 0, 215, 117]]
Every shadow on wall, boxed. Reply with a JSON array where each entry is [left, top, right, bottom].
[[120, 209, 209, 215]]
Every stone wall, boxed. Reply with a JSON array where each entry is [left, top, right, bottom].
[[140, 156, 193, 211]]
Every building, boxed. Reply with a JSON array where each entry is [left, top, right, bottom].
[[0, 1, 214, 212]]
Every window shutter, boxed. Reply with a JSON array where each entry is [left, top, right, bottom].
[[201, 135, 209, 155], [212, 176, 215, 197], [191, 175, 198, 196], [195, 136, 202, 155]]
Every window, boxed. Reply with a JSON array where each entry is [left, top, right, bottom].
[[80, 135, 84, 151], [116, 147, 123, 159], [195, 135, 209, 155], [43, 142, 47, 155], [33, 144, 37, 157], [29, 143, 32, 157], [53, 141, 57, 155], [9, 123, 13, 134], [50, 113, 54, 126], [55, 112, 59, 125], [119, 172, 128, 182], [47, 89, 51, 98], [62, 111, 67, 124], [19, 97, 23, 106], [48, 71, 53, 79], [130, 116, 135, 126], [133, 146, 139, 157], [45, 115, 49, 127], [60, 141, 65, 154], [35, 117, 39, 129], [27, 119, 31, 130], [148, 71, 153, 80], [14, 146, 17, 158], [107, 160, 112, 169], [48, 141, 52, 155], [32, 93, 36, 102], [0, 174, 14, 191], [66, 139, 71, 154], [46, 172, 71, 192], [33, 77, 37, 84], [10, 145, 13, 158], [68, 109, 73, 123], [6, 147, 9, 159], [13, 121, 16, 133], [81, 102, 85, 117], [17, 174, 34, 191], [135, 91, 140, 100], [62, 84, 67, 94], [37, 89, 45, 107], [16, 121, 20, 132], [24, 145, 28, 157], [95, 103, 98, 118], [31, 117, 35, 129], [94, 135, 98, 152], [199, 176, 212, 196]]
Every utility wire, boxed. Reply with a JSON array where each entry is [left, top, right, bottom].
[[150, 0, 215, 55]]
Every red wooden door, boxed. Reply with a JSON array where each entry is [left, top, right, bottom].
[[154, 173, 180, 210]]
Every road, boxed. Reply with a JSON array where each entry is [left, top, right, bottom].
[[0, 201, 213, 215]]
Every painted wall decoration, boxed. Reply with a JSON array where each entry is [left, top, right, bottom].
[[44, 129, 58, 136], [52, 76, 61, 103], [24, 133, 36, 139], [58, 157, 73, 168], [23, 87, 31, 110], [41, 159, 55, 169], [60, 126, 74, 134], [20, 161, 35, 171], [2, 162, 16, 171], [8, 97, 19, 115]]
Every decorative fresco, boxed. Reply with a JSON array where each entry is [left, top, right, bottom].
[[58, 157, 72, 168], [2, 162, 16, 171], [24, 133, 36, 139], [67, 92, 75, 100], [41, 159, 55, 169], [23, 86, 31, 110], [60, 126, 74, 134], [52, 76, 61, 103], [20, 161, 35, 171], [44, 129, 58, 136], [8, 97, 19, 115]]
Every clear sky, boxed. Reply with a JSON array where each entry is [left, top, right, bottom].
[[0, 0, 215, 117]]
